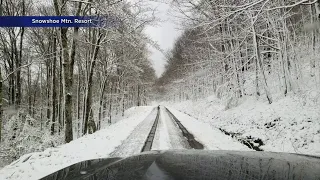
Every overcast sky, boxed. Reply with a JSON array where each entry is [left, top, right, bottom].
[[144, 1, 181, 77], [38, 0, 178, 77]]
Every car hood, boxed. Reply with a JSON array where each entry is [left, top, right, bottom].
[[41, 150, 320, 180]]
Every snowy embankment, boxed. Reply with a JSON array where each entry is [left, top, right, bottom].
[[166, 107, 251, 151], [167, 95, 320, 156], [0, 106, 154, 180]]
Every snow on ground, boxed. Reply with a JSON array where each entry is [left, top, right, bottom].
[[159, 106, 190, 149], [167, 94, 320, 156], [166, 107, 250, 151], [151, 107, 171, 150], [110, 108, 158, 157], [152, 106, 190, 150], [0, 106, 155, 180]]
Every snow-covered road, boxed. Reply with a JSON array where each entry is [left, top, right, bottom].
[[0, 105, 251, 180], [111, 105, 248, 153], [152, 106, 190, 150], [109, 108, 158, 157], [110, 105, 192, 156]]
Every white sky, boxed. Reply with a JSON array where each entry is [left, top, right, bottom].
[[144, 1, 181, 77]]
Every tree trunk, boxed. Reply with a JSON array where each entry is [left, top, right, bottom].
[[61, 26, 74, 142], [0, 68, 2, 143], [54, 0, 82, 142], [98, 77, 107, 130], [40, 65, 43, 130], [58, 49, 63, 133], [83, 31, 102, 135], [76, 67, 81, 137], [108, 84, 113, 124], [51, 36, 57, 135], [251, 17, 272, 104], [15, 0, 25, 108], [46, 56, 51, 127], [255, 52, 260, 97], [9, 59, 15, 105], [137, 84, 140, 106], [27, 64, 31, 115], [32, 71, 40, 117]]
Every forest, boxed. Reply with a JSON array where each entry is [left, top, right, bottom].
[[0, 0, 157, 165], [157, 0, 320, 109]]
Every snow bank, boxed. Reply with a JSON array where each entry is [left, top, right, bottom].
[[0, 106, 154, 180], [166, 107, 250, 151], [169, 95, 320, 156]]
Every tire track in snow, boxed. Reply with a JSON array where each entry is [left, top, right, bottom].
[[160, 106, 191, 149], [166, 107, 251, 151], [141, 106, 160, 152], [152, 106, 171, 150], [165, 107, 204, 149], [109, 107, 158, 157]]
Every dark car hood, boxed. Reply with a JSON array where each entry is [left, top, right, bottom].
[[41, 150, 320, 180]]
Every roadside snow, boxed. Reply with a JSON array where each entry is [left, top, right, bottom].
[[168, 94, 320, 156], [166, 107, 250, 151], [0, 106, 154, 180]]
